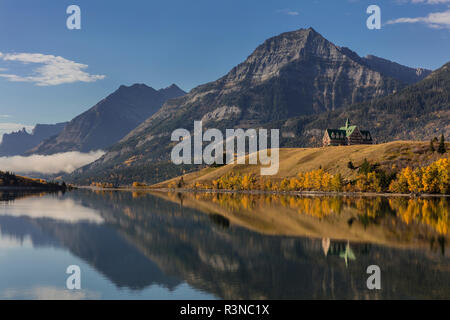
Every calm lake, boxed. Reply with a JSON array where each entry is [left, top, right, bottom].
[[0, 189, 448, 299]]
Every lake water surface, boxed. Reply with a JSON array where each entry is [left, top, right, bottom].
[[0, 189, 448, 299]]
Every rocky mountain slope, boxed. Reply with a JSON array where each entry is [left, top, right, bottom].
[[277, 61, 450, 148], [0, 122, 67, 156], [124, 28, 405, 134], [363, 55, 431, 85], [69, 28, 436, 185], [29, 83, 185, 154]]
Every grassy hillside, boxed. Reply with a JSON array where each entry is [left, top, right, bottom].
[[152, 141, 449, 188]]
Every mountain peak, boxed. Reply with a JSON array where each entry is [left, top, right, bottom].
[[28, 81, 185, 155], [115, 83, 185, 95], [163, 83, 181, 91], [286, 27, 322, 38], [159, 83, 186, 96], [222, 27, 332, 86], [266, 27, 323, 43], [131, 83, 151, 89], [117, 83, 155, 92], [0, 122, 67, 156]]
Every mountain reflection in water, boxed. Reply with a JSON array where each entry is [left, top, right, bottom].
[[0, 189, 448, 299]]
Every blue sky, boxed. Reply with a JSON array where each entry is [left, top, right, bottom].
[[0, 0, 449, 136]]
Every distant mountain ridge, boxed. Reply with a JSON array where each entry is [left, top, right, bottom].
[[0, 122, 67, 156], [335, 47, 432, 85], [29, 83, 186, 155], [68, 27, 437, 186], [363, 54, 431, 85]]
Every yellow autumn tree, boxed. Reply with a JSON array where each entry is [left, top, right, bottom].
[[389, 159, 449, 194], [356, 173, 369, 192], [280, 178, 290, 191], [422, 164, 440, 193], [241, 174, 253, 190], [367, 172, 382, 192], [431, 158, 449, 194], [289, 177, 300, 191], [331, 173, 343, 192]]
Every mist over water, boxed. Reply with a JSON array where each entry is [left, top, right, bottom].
[[0, 150, 104, 174]]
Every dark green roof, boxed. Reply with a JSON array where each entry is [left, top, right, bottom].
[[326, 120, 372, 140], [326, 129, 346, 139], [360, 130, 373, 141]]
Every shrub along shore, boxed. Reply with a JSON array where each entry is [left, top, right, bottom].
[[160, 158, 449, 195]]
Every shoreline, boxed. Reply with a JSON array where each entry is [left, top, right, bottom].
[[0, 186, 66, 191], [78, 186, 449, 198]]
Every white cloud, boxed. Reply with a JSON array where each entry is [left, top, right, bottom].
[[386, 9, 450, 28], [0, 150, 105, 174], [0, 197, 104, 224], [0, 122, 34, 143], [276, 9, 299, 16], [0, 52, 105, 86]]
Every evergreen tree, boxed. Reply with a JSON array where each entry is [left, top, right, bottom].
[[430, 139, 435, 152], [347, 161, 355, 170], [358, 159, 373, 175], [437, 134, 446, 154], [177, 176, 185, 188]]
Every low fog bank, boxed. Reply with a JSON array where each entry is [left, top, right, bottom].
[[0, 150, 105, 175]]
